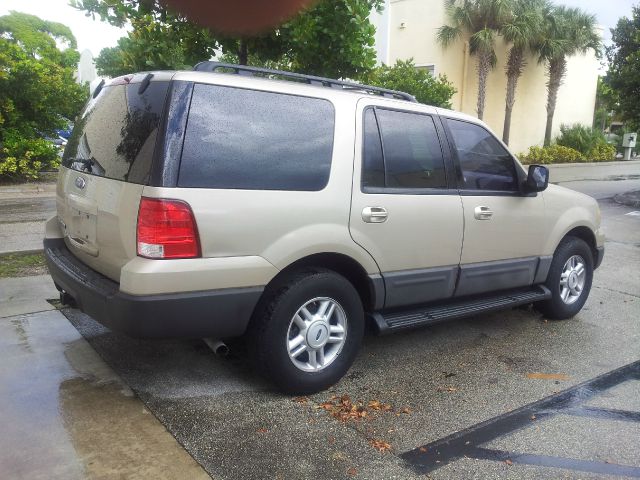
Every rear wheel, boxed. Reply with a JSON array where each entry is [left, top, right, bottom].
[[536, 236, 594, 320], [248, 269, 364, 394]]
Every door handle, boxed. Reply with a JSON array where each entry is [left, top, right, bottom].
[[362, 207, 388, 223], [474, 206, 493, 220]]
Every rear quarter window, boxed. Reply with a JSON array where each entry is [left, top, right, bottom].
[[178, 84, 335, 191], [62, 81, 169, 184]]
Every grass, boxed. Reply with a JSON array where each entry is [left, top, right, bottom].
[[0, 251, 49, 278]]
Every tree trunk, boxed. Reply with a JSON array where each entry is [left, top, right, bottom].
[[238, 40, 248, 65], [544, 56, 567, 147], [503, 46, 525, 145], [476, 51, 492, 120]]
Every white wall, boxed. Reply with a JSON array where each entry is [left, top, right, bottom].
[[76, 49, 97, 85]]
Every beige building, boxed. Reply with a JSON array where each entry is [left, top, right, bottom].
[[372, 0, 601, 154]]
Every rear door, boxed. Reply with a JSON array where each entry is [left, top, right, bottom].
[[349, 101, 464, 309], [58, 76, 170, 281]]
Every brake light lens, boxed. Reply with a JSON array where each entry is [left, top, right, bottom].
[[137, 197, 200, 259]]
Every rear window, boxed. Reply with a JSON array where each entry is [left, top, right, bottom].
[[62, 81, 169, 184], [178, 84, 335, 191]]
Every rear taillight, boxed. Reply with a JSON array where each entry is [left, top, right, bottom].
[[136, 197, 200, 259]]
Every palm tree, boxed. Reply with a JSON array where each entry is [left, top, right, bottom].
[[500, 0, 546, 145], [536, 5, 601, 146], [438, 0, 512, 120]]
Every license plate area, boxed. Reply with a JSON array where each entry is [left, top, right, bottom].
[[66, 207, 98, 256]]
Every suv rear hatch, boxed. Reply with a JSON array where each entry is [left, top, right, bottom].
[[57, 73, 172, 281]]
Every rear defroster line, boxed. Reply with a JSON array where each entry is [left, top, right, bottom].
[[400, 360, 640, 476]]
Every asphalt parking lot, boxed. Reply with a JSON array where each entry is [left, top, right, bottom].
[[56, 197, 640, 479], [1, 176, 639, 479]]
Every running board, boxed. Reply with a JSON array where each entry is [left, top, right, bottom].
[[370, 285, 551, 335]]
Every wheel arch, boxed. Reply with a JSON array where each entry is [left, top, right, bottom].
[[262, 252, 383, 312], [560, 226, 598, 261]]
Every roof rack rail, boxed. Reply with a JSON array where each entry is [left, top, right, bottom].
[[193, 61, 418, 103]]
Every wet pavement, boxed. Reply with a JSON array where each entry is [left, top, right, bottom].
[[0, 179, 638, 479], [0, 281, 210, 478]]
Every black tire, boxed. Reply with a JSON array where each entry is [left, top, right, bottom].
[[247, 268, 364, 395], [536, 236, 594, 320]]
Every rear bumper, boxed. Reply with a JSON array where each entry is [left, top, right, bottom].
[[43, 238, 263, 339]]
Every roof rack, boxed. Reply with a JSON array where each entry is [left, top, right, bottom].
[[193, 61, 418, 103]]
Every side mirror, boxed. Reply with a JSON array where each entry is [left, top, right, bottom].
[[525, 165, 549, 193]]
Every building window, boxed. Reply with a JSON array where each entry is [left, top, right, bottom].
[[415, 64, 436, 76]]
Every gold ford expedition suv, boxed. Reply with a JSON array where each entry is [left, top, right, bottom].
[[44, 63, 605, 394]]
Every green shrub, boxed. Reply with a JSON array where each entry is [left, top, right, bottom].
[[363, 59, 457, 108], [555, 124, 607, 156], [0, 133, 60, 180], [587, 143, 617, 162], [519, 145, 584, 164]]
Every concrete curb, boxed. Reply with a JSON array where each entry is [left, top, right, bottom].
[[544, 160, 640, 169], [614, 190, 640, 208], [0, 183, 56, 194]]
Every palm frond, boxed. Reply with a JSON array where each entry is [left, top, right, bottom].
[[469, 27, 496, 55], [437, 25, 462, 47]]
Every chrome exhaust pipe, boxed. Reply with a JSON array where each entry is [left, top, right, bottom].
[[204, 338, 229, 357]]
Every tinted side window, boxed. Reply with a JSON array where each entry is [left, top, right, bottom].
[[62, 82, 169, 184], [178, 84, 335, 191], [375, 109, 447, 189], [447, 119, 519, 192], [362, 109, 385, 188]]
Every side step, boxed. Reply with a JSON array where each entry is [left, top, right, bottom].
[[371, 285, 551, 334]]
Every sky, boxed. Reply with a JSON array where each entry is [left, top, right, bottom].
[[0, 0, 637, 57], [554, 0, 636, 43], [0, 0, 128, 56]]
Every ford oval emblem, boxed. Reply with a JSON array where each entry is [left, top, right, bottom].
[[75, 176, 86, 189]]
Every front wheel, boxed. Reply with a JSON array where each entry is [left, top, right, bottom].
[[536, 236, 594, 320], [248, 268, 364, 394]]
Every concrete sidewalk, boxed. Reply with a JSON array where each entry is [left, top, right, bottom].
[[0, 274, 211, 480], [547, 160, 640, 183], [0, 182, 56, 199]]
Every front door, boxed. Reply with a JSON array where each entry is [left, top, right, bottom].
[[349, 102, 464, 309], [444, 117, 547, 297]]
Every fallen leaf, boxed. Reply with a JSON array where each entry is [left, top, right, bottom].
[[505, 459, 513, 466], [419, 446, 428, 453], [370, 439, 392, 453], [293, 396, 309, 404], [400, 407, 411, 414], [347, 467, 358, 476], [436, 386, 458, 393], [256, 428, 268, 433], [526, 372, 570, 381]]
